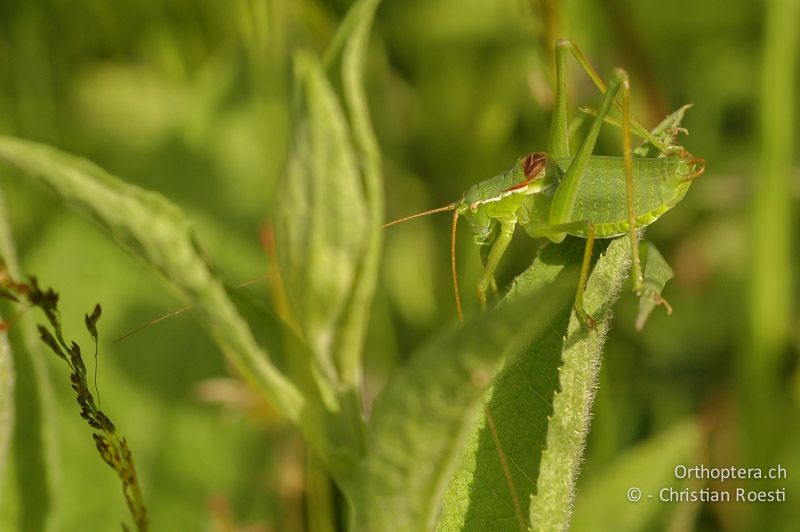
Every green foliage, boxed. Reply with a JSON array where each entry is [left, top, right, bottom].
[[437, 241, 577, 531], [0, 134, 305, 420], [357, 278, 572, 532], [633, 104, 693, 158], [275, 0, 382, 404], [746, 0, 798, 457], [0, 0, 797, 530]]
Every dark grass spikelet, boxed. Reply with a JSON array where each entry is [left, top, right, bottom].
[[0, 262, 148, 532]]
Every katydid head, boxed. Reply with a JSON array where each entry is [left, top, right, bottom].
[[461, 152, 549, 207], [383, 152, 551, 322], [458, 152, 552, 243]]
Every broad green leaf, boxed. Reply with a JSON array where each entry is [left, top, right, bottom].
[[355, 278, 574, 532], [438, 237, 630, 532], [275, 51, 369, 401], [635, 242, 674, 331], [571, 420, 701, 532], [0, 136, 307, 447], [530, 237, 632, 532]]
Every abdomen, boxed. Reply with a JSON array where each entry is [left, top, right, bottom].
[[556, 155, 692, 237]]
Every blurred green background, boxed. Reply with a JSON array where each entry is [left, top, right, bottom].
[[0, 0, 797, 530]]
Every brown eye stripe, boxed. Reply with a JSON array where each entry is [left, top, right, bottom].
[[522, 152, 547, 179], [506, 152, 547, 191]]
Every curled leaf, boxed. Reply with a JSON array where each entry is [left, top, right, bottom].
[[275, 51, 369, 399]]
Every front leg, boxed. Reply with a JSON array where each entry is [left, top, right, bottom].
[[479, 237, 501, 301], [477, 219, 517, 310]]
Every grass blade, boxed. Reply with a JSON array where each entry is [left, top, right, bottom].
[[742, 2, 799, 527], [0, 198, 14, 512], [746, 0, 798, 452], [0, 273, 149, 530]]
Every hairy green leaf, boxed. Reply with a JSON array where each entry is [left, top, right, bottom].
[[529, 237, 631, 531], [437, 239, 583, 532], [571, 420, 701, 532], [355, 278, 573, 532], [437, 237, 631, 532]]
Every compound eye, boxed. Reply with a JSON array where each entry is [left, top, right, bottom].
[[522, 152, 547, 180]]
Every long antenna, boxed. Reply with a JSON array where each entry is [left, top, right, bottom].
[[382, 203, 457, 228], [112, 274, 269, 343], [382, 201, 464, 321]]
